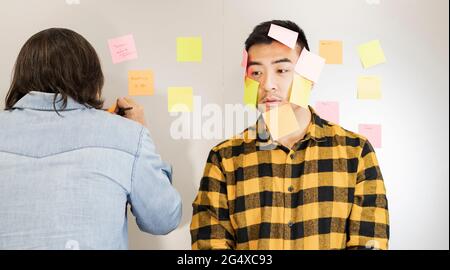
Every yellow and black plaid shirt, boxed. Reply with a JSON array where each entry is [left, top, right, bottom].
[[190, 107, 389, 250]]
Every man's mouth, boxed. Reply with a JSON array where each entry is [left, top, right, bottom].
[[263, 97, 282, 106]]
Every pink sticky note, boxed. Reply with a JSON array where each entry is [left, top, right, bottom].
[[108, 34, 138, 64], [268, 24, 299, 49], [359, 124, 382, 148], [295, 49, 326, 83], [315, 101, 339, 124]]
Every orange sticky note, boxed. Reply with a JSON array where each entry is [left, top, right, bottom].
[[128, 70, 154, 96], [262, 104, 300, 141], [319, 40, 343, 64]]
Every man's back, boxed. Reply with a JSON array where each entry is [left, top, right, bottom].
[[0, 92, 182, 249]]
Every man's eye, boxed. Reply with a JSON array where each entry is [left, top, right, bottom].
[[278, 69, 290, 74], [251, 71, 262, 77]]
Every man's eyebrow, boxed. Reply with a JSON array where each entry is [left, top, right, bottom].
[[272, 58, 292, 64], [247, 61, 262, 67], [247, 58, 293, 67]]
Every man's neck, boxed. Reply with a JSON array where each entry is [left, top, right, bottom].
[[277, 105, 312, 149]]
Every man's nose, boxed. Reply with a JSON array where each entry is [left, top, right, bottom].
[[261, 72, 277, 92]]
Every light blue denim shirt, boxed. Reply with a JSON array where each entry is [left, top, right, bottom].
[[0, 91, 182, 250]]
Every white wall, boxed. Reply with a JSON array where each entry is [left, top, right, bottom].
[[0, 0, 448, 250]]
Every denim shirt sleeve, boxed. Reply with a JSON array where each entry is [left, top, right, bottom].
[[128, 127, 182, 235]]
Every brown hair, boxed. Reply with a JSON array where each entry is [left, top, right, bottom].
[[4, 28, 104, 112]]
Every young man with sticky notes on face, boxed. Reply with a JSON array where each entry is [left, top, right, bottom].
[[191, 20, 389, 250]]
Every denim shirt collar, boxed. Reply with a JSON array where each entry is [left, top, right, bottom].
[[12, 91, 90, 111]]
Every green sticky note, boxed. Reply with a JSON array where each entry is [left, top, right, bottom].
[[168, 87, 193, 112], [357, 40, 386, 68], [244, 77, 259, 108], [357, 76, 382, 100], [289, 74, 313, 108], [176, 37, 202, 62]]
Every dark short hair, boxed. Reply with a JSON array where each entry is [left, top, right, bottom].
[[245, 20, 310, 52], [4, 28, 104, 111]]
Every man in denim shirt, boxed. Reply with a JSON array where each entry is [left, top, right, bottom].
[[0, 28, 182, 249]]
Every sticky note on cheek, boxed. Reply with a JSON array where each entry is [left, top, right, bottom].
[[295, 49, 326, 83], [177, 37, 202, 62], [262, 104, 300, 141], [128, 70, 154, 96], [168, 87, 194, 112], [108, 34, 138, 64], [359, 124, 382, 148], [244, 77, 259, 108], [289, 74, 313, 108]]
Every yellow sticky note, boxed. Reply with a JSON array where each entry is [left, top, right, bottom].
[[168, 87, 193, 112], [357, 76, 382, 99], [244, 77, 259, 108], [128, 70, 154, 96], [262, 104, 300, 141], [358, 40, 386, 68], [176, 37, 202, 62], [319, 40, 343, 64], [289, 74, 313, 108]]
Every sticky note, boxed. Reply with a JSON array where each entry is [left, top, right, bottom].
[[319, 40, 343, 64], [128, 70, 154, 96], [315, 101, 339, 124], [107, 104, 117, 113], [357, 40, 386, 68], [268, 24, 299, 49], [295, 49, 326, 83], [176, 37, 202, 62], [108, 34, 138, 64], [244, 77, 259, 108], [262, 104, 300, 141], [168, 87, 193, 112], [289, 74, 313, 108], [357, 76, 382, 99], [359, 124, 382, 148]]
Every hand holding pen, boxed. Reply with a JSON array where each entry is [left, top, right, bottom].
[[105, 97, 148, 128]]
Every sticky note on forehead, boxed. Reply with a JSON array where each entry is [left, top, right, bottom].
[[295, 49, 326, 83], [177, 37, 202, 62], [268, 24, 299, 49], [168, 87, 193, 112], [289, 74, 313, 108], [108, 34, 138, 64], [262, 104, 300, 141], [128, 70, 154, 96], [244, 77, 259, 108], [358, 40, 386, 68]]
